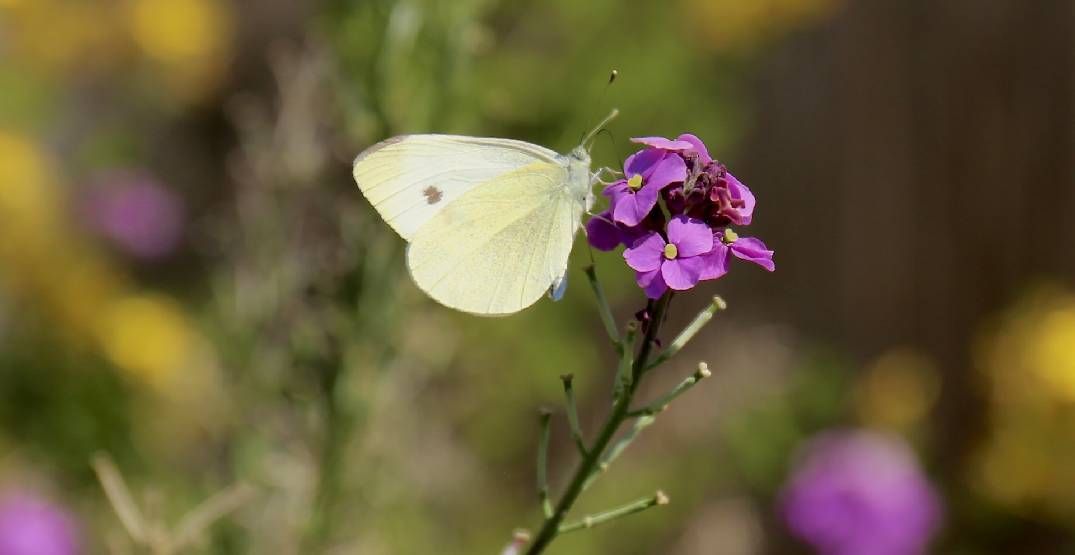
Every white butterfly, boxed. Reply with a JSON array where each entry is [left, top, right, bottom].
[[353, 112, 616, 316]]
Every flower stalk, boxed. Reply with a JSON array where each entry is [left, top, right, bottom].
[[560, 375, 588, 457], [646, 296, 726, 370], [524, 294, 673, 554], [536, 408, 554, 518], [613, 320, 639, 401], [629, 362, 712, 417], [584, 263, 620, 348], [557, 491, 669, 535]]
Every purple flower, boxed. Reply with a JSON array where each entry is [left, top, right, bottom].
[[780, 430, 943, 555], [81, 171, 185, 260], [586, 132, 774, 296], [710, 172, 755, 226], [602, 148, 686, 226], [0, 491, 81, 555], [632, 133, 712, 165], [698, 228, 775, 280], [624, 216, 713, 299]]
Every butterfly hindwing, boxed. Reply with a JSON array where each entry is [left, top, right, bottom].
[[405, 161, 582, 315]]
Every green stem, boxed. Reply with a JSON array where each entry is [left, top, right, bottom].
[[581, 414, 655, 492], [560, 375, 588, 457], [628, 362, 712, 417], [537, 409, 554, 518], [557, 491, 669, 534], [612, 321, 638, 402], [584, 264, 620, 348], [524, 294, 671, 555], [645, 295, 726, 370]]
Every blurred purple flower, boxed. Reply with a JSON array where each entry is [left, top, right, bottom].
[[0, 491, 81, 555], [585, 132, 774, 296], [780, 430, 943, 555], [82, 172, 185, 259]]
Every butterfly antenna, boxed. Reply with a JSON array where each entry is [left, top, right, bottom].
[[579, 70, 619, 150], [582, 108, 619, 152]]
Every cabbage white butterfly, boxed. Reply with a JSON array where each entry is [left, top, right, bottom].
[[353, 110, 617, 316]]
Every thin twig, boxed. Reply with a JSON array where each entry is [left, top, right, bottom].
[[92, 453, 149, 545], [536, 408, 554, 518], [171, 483, 257, 550], [628, 362, 712, 417], [557, 491, 669, 534], [584, 263, 620, 348], [560, 374, 588, 457], [645, 296, 726, 371]]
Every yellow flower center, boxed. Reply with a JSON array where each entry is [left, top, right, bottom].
[[723, 228, 739, 243], [663, 243, 678, 259], [627, 174, 644, 191]]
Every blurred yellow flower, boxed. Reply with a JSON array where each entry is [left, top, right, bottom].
[[1, 0, 126, 73], [128, 0, 228, 65], [127, 0, 232, 100], [96, 294, 194, 388], [854, 347, 940, 432], [973, 287, 1075, 521], [0, 130, 60, 234], [684, 0, 843, 51], [1032, 305, 1075, 399]]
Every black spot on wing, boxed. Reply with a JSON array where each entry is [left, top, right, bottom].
[[423, 186, 443, 204]]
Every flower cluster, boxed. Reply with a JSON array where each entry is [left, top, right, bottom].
[[585, 134, 773, 298]]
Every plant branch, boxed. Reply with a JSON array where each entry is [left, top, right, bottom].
[[581, 413, 655, 492], [613, 321, 638, 402], [645, 295, 726, 371], [557, 491, 669, 534], [524, 294, 672, 555], [560, 375, 588, 457], [537, 408, 554, 518], [628, 362, 712, 417], [584, 264, 620, 348]]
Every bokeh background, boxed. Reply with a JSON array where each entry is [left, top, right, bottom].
[[1, 0, 1073, 553]]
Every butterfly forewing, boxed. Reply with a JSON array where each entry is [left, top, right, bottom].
[[353, 135, 560, 240]]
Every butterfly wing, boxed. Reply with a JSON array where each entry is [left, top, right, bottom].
[[353, 134, 560, 240], [406, 160, 586, 315]]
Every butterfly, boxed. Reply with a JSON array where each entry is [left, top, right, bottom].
[[353, 111, 616, 316]]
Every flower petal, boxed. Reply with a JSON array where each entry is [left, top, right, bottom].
[[636, 268, 668, 299], [726, 173, 756, 225], [666, 215, 713, 257], [601, 179, 628, 200], [624, 232, 666, 272], [585, 212, 623, 251], [630, 136, 695, 151], [676, 133, 712, 165], [623, 148, 664, 178], [611, 184, 659, 226], [699, 242, 730, 280], [644, 153, 687, 190], [730, 237, 775, 271], [661, 256, 706, 290]]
